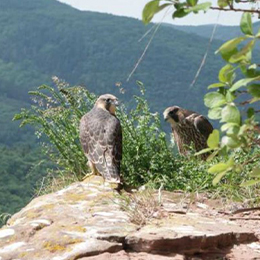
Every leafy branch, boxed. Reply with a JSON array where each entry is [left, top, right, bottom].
[[142, 0, 260, 187]]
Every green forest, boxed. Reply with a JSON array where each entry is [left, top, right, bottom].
[[0, 0, 259, 224]]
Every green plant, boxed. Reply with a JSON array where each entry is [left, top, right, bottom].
[[14, 79, 180, 189], [0, 212, 11, 227], [141, 0, 260, 187], [13, 78, 260, 201], [14, 77, 96, 181]]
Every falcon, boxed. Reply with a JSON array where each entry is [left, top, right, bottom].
[[80, 94, 122, 183], [163, 106, 213, 160]]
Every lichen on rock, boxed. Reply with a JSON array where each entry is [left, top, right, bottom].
[[0, 175, 259, 260]]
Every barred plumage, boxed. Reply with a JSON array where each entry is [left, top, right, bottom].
[[164, 106, 213, 160], [80, 94, 122, 183]]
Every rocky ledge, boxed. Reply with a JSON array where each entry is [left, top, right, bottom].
[[0, 176, 260, 260]]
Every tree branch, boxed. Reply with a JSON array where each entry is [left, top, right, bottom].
[[210, 6, 260, 14]]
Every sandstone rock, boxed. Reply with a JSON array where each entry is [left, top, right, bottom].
[[0, 176, 259, 260]]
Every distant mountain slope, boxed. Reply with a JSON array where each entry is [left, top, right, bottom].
[[171, 21, 260, 42], [0, 0, 225, 114]]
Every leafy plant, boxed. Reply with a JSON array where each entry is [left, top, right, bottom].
[[13, 78, 260, 202], [14, 78, 180, 189], [13, 77, 95, 181], [142, 0, 260, 187]]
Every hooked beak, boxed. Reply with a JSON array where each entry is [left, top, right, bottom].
[[163, 111, 170, 121], [114, 100, 120, 106]]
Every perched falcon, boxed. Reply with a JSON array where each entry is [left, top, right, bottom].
[[79, 94, 122, 183], [163, 106, 213, 160]]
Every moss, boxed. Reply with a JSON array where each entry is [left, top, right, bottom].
[[21, 210, 40, 220], [65, 225, 87, 233], [63, 193, 87, 203], [19, 252, 28, 258], [43, 204, 55, 210], [67, 238, 84, 244], [43, 241, 66, 253]]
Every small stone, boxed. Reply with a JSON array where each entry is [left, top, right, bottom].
[[0, 229, 15, 238]]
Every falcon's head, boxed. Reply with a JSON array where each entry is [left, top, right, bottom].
[[95, 94, 119, 115], [163, 106, 181, 124]]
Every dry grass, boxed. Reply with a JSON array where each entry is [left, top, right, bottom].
[[116, 188, 162, 226]]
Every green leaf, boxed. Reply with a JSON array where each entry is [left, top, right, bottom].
[[208, 163, 229, 174], [184, 2, 211, 13], [247, 107, 255, 118], [226, 91, 236, 102], [210, 159, 234, 185], [250, 97, 260, 104], [219, 64, 234, 83], [221, 48, 238, 63], [229, 39, 255, 63], [251, 167, 260, 177], [226, 125, 240, 135], [216, 36, 247, 55], [208, 83, 226, 89], [213, 171, 228, 186], [207, 129, 220, 149], [206, 149, 219, 161], [241, 179, 260, 187], [218, 0, 228, 7], [13, 114, 23, 121], [195, 147, 215, 156], [221, 122, 239, 131], [142, 1, 171, 24], [221, 104, 240, 124], [208, 107, 222, 119], [204, 92, 226, 108], [240, 13, 253, 36], [187, 0, 198, 6], [173, 9, 189, 18], [222, 136, 240, 148], [227, 157, 235, 167], [230, 76, 260, 92], [248, 84, 260, 98]]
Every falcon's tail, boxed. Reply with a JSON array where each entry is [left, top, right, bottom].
[[104, 165, 121, 183], [95, 162, 121, 183]]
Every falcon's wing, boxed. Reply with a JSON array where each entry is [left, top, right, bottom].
[[79, 113, 92, 156], [194, 115, 213, 139]]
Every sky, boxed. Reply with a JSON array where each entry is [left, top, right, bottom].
[[58, 0, 259, 25]]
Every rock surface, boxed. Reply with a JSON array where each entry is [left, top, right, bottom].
[[0, 176, 260, 260]]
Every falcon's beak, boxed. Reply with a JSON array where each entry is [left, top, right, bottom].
[[114, 100, 120, 106], [164, 115, 170, 122], [163, 110, 169, 121]]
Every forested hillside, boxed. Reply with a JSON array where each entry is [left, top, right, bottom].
[[172, 21, 260, 41], [0, 0, 244, 221]]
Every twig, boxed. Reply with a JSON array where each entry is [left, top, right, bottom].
[[232, 207, 260, 215], [138, 24, 157, 43], [35, 177, 46, 197], [158, 183, 164, 204], [241, 154, 260, 167], [230, 217, 260, 220], [127, 7, 171, 82], [210, 6, 260, 14]]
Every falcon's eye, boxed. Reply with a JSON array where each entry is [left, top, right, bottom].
[[106, 98, 111, 103]]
